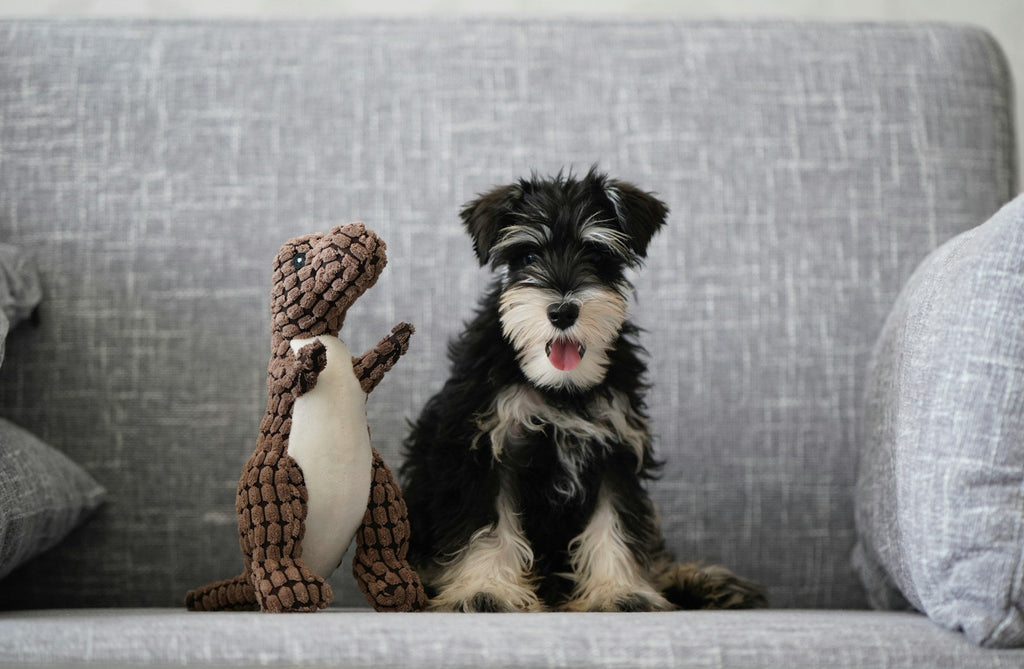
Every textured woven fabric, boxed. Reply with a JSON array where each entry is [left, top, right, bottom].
[[0, 19, 1016, 610], [0, 247, 99, 581], [3, 608, 1024, 668], [0, 244, 42, 369], [0, 418, 106, 580], [854, 195, 1024, 648]]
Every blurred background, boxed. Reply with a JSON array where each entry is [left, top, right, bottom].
[[2, 0, 1019, 182]]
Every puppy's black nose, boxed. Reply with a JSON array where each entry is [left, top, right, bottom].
[[547, 302, 579, 329]]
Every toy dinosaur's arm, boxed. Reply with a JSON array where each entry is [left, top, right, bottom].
[[352, 322, 414, 395], [270, 340, 328, 398]]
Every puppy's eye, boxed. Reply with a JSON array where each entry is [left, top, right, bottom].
[[509, 252, 537, 271], [292, 252, 307, 270]]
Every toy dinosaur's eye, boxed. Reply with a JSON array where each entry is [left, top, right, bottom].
[[292, 253, 307, 270]]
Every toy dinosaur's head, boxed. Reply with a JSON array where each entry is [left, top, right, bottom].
[[270, 222, 388, 339]]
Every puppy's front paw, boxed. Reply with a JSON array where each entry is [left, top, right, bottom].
[[430, 589, 541, 613], [467, 592, 515, 613], [562, 588, 672, 612]]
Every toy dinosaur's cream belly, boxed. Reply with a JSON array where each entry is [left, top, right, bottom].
[[287, 335, 372, 580]]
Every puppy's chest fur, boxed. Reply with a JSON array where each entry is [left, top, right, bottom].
[[476, 384, 647, 513], [478, 384, 646, 459]]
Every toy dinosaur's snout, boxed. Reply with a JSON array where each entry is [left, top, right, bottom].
[[271, 222, 388, 339]]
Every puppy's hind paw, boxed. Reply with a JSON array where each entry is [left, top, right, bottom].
[[658, 562, 768, 610], [612, 592, 670, 612]]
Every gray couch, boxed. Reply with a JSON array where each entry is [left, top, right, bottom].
[[1, 18, 1023, 668]]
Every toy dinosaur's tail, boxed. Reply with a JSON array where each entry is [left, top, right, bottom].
[[185, 573, 258, 611]]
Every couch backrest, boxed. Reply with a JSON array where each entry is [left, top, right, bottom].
[[0, 19, 1015, 609]]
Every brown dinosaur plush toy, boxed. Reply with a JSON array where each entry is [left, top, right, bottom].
[[186, 222, 426, 613]]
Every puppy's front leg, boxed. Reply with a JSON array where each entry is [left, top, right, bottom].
[[563, 484, 673, 612], [428, 487, 542, 612]]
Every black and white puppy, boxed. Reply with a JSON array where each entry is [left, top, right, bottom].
[[401, 168, 765, 612]]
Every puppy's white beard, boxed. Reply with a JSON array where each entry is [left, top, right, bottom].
[[499, 283, 629, 392]]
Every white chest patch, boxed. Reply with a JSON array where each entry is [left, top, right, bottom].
[[473, 384, 650, 500], [287, 336, 372, 579]]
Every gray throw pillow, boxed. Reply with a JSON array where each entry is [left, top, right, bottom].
[[853, 194, 1024, 648], [0, 244, 105, 579], [0, 418, 107, 579]]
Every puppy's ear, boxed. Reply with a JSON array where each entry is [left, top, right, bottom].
[[593, 174, 669, 260], [459, 183, 525, 265]]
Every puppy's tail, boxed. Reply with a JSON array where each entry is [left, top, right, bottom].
[[185, 573, 258, 611], [656, 561, 768, 610]]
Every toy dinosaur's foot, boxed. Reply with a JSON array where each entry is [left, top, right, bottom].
[[252, 558, 333, 612], [185, 573, 259, 611], [353, 449, 428, 612], [354, 543, 427, 612]]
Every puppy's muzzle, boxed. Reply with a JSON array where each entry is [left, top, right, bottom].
[[545, 301, 586, 372]]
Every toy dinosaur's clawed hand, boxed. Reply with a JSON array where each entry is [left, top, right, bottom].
[[352, 323, 415, 395], [266, 339, 328, 398], [293, 340, 328, 396]]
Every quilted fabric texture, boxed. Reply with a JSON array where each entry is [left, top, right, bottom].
[[0, 418, 106, 580], [854, 195, 1024, 648], [0, 20, 1015, 609]]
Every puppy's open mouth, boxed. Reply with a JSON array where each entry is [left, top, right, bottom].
[[545, 337, 586, 372]]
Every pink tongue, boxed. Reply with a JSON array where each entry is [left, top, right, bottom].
[[548, 340, 582, 371]]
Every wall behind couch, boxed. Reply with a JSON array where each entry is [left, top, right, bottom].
[[3, 0, 1019, 189]]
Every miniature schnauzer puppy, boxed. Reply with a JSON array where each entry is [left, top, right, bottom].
[[401, 168, 766, 612]]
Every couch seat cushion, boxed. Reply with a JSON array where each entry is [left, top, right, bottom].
[[2, 609, 1024, 668]]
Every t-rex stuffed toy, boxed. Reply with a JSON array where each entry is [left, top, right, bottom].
[[186, 222, 426, 613]]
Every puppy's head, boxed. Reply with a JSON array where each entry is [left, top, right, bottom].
[[461, 168, 668, 392]]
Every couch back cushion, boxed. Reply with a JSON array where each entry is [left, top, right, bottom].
[[0, 19, 1014, 608]]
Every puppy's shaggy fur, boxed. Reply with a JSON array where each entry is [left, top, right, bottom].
[[401, 168, 766, 612]]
